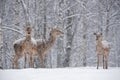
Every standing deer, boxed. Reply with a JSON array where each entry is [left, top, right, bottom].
[[13, 27, 63, 68], [13, 27, 37, 69], [36, 28, 63, 68], [94, 32, 110, 69]]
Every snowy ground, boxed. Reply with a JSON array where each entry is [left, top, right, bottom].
[[0, 67, 120, 80]]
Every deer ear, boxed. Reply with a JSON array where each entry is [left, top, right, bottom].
[[47, 27, 53, 31], [94, 33, 96, 35]]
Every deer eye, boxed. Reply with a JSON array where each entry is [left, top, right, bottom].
[[28, 32, 30, 34]]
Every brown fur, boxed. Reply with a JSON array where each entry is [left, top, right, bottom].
[[13, 27, 63, 68], [13, 27, 37, 69], [94, 32, 110, 69], [36, 28, 63, 68]]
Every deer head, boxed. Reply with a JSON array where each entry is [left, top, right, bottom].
[[94, 32, 102, 40], [50, 28, 63, 37], [25, 27, 32, 36]]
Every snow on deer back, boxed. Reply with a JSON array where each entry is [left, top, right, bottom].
[[13, 37, 37, 49], [101, 40, 110, 49]]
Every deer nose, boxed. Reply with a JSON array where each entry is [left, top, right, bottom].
[[28, 32, 31, 34]]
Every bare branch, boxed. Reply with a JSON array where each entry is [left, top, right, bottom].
[[63, 12, 98, 22], [2, 27, 24, 36], [62, 2, 78, 13], [71, 26, 77, 45], [75, 0, 91, 13], [1, 24, 21, 30], [20, 0, 31, 25], [65, 22, 73, 29], [102, 22, 120, 28], [108, 0, 116, 11], [109, 9, 120, 20], [63, 14, 81, 20], [86, 13, 99, 18]]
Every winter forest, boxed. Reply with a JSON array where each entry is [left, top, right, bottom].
[[0, 0, 120, 69]]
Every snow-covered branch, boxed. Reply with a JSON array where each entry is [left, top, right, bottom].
[[62, 2, 78, 12], [103, 22, 120, 27], [109, 9, 120, 20], [2, 27, 24, 36], [108, 0, 116, 11], [65, 22, 73, 29], [20, 0, 31, 24], [62, 14, 81, 20]]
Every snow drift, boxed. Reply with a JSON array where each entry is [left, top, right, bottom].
[[0, 67, 120, 80]]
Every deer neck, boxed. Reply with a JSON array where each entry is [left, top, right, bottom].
[[25, 35, 31, 41], [46, 34, 56, 48], [96, 38, 102, 46], [36, 34, 57, 56]]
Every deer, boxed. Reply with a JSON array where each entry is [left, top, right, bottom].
[[12, 27, 37, 69], [36, 28, 63, 68], [94, 32, 110, 69], [13, 27, 63, 68]]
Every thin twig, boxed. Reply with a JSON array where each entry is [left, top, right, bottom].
[[62, 2, 78, 13], [2, 27, 24, 36], [20, 0, 31, 24], [62, 14, 81, 20]]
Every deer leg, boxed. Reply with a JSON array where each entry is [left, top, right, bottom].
[[105, 55, 108, 69], [42, 55, 46, 68], [103, 55, 105, 69], [24, 53, 27, 68], [13, 55, 20, 69], [39, 55, 45, 68], [41, 57, 44, 68], [38, 56, 42, 68], [38, 56, 41, 67], [12, 55, 15, 69], [29, 54, 34, 68], [97, 55, 99, 69]]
